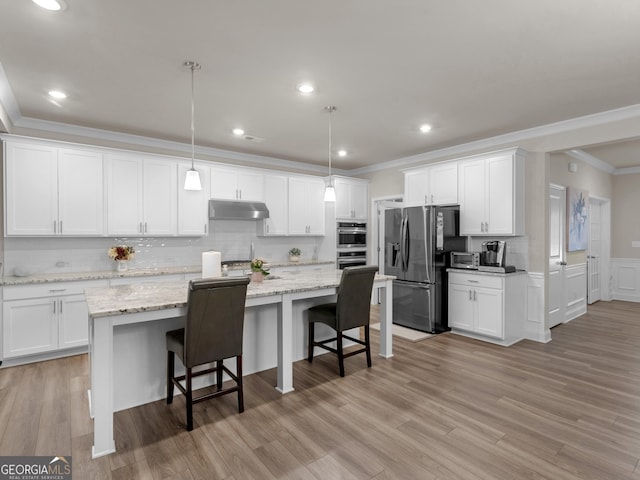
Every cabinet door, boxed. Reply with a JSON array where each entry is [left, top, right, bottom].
[[5, 142, 58, 235], [306, 178, 326, 235], [474, 287, 504, 338], [351, 181, 368, 220], [106, 154, 143, 235], [263, 174, 288, 235], [178, 163, 208, 236], [142, 159, 177, 235], [237, 171, 264, 201], [458, 159, 486, 235], [486, 154, 515, 235], [210, 168, 239, 199], [287, 177, 309, 235], [427, 163, 458, 205], [58, 294, 90, 348], [404, 169, 429, 207], [334, 178, 352, 219], [58, 148, 105, 235], [3, 298, 56, 358], [448, 284, 474, 330]]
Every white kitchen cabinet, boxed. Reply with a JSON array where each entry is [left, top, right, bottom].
[[106, 153, 177, 235], [288, 176, 325, 235], [5, 142, 104, 236], [261, 174, 289, 236], [426, 162, 458, 205], [403, 168, 429, 207], [334, 177, 368, 220], [458, 149, 525, 236], [210, 166, 264, 201], [178, 163, 209, 236], [403, 163, 457, 207], [448, 270, 526, 345], [2, 280, 107, 359]]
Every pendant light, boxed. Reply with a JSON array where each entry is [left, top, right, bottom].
[[184, 61, 202, 191], [323, 106, 336, 202]]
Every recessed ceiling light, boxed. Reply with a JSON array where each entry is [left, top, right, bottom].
[[419, 124, 432, 133], [296, 83, 315, 94], [48, 90, 67, 99], [232, 128, 245, 136], [32, 0, 66, 11], [337, 149, 347, 157]]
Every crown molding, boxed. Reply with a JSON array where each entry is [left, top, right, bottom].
[[350, 104, 640, 176], [11, 116, 350, 176], [565, 149, 616, 174], [613, 166, 640, 175]]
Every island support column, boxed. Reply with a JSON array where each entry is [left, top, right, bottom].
[[378, 279, 394, 358], [90, 315, 116, 458], [276, 293, 295, 393]]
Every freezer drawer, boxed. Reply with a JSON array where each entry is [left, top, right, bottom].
[[392, 280, 437, 333]]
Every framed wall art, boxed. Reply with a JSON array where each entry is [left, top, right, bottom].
[[567, 187, 589, 252]]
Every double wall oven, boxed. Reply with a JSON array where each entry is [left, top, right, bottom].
[[336, 222, 367, 269]]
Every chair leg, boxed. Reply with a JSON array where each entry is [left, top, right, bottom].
[[237, 355, 244, 413], [186, 367, 193, 431], [307, 322, 315, 362], [365, 325, 372, 368], [166, 351, 175, 404], [337, 333, 345, 377], [216, 360, 223, 391]]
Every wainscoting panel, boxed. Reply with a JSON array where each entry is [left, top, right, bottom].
[[612, 258, 640, 302], [565, 263, 587, 322], [526, 272, 550, 343]]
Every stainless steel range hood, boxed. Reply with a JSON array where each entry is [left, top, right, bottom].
[[208, 199, 270, 220]]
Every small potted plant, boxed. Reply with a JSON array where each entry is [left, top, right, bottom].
[[289, 247, 301, 263], [250, 258, 270, 283], [108, 245, 135, 272]]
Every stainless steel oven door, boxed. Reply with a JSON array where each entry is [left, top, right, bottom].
[[337, 250, 367, 269], [337, 222, 367, 248]]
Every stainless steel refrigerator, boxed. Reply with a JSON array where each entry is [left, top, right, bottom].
[[384, 205, 465, 333]]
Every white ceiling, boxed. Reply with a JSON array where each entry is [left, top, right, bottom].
[[1, 1, 640, 171]]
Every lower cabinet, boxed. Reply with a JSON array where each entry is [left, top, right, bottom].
[[2, 280, 107, 359], [448, 271, 526, 345]]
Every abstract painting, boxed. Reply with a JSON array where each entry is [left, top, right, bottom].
[[567, 187, 589, 251]]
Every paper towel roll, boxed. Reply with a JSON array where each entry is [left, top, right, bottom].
[[202, 251, 222, 278]]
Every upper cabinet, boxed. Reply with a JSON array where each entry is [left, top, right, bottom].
[[334, 177, 368, 221], [458, 149, 525, 236], [210, 166, 264, 201], [288, 176, 325, 235], [105, 153, 177, 236], [404, 163, 458, 207], [261, 174, 289, 236], [5, 142, 104, 236], [177, 163, 209, 236]]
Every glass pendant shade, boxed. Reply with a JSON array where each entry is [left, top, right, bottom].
[[184, 168, 202, 190], [324, 184, 336, 202]]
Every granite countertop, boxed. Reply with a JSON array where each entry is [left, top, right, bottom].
[[447, 267, 528, 277], [1, 259, 335, 286], [85, 269, 395, 318]]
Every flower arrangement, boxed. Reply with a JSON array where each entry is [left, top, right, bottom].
[[250, 258, 270, 276], [108, 245, 135, 261], [288, 247, 301, 257]]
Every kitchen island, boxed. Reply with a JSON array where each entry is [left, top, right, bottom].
[[85, 269, 394, 458]]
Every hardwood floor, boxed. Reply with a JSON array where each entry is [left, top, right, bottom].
[[2, 300, 640, 479]]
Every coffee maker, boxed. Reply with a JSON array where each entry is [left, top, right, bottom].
[[479, 240, 515, 272], [481, 240, 506, 267]]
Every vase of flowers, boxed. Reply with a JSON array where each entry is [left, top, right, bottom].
[[288, 247, 301, 263], [108, 245, 135, 272], [250, 258, 270, 283]]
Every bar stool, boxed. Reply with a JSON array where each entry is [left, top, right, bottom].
[[166, 276, 250, 431], [307, 265, 378, 377]]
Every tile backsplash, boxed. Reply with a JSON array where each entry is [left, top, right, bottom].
[[3, 220, 328, 276]]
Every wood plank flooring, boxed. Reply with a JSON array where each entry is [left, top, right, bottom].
[[2, 300, 640, 479]]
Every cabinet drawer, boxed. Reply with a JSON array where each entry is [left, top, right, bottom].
[[448, 272, 504, 290], [3, 279, 108, 301]]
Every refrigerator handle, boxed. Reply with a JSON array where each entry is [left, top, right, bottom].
[[425, 207, 432, 283], [401, 214, 409, 271]]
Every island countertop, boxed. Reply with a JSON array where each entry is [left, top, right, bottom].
[[85, 269, 395, 318]]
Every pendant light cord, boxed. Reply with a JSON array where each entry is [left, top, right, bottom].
[[185, 61, 201, 170], [325, 106, 336, 182]]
